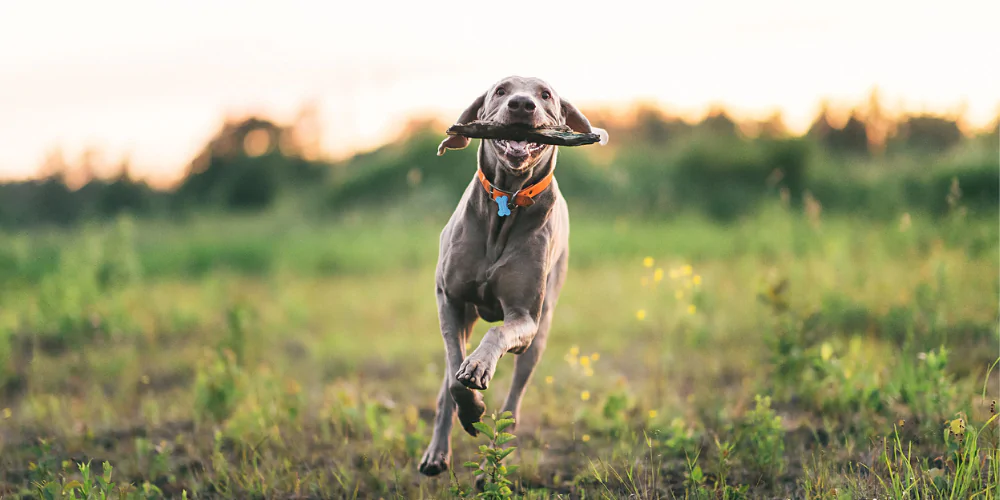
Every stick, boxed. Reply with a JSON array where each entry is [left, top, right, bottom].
[[446, 120, 603, 147]]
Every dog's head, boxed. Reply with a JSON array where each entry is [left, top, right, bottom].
[[437, 76, 608, 172]]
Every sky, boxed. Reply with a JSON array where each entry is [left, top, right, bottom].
[[1, 0, 997, 185]]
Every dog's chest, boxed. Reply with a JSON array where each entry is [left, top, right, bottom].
[[442, 252, 503, 307], [442, 241, 531, 321], [439, 202, 561, 322]]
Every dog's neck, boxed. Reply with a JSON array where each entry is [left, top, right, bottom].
[[477, 143, 557, 198], [475, 143, 558, 260]]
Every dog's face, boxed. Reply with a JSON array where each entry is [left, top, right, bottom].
[[437, 75, 608, 173], [479, 76, 561, 171]]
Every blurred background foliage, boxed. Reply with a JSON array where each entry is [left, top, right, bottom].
[[1, 91, 995, 231]]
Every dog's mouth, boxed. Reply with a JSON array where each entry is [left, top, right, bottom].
[[493, 139, 547, 168]]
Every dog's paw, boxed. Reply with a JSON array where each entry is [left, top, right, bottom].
[[456, 356, 495, 390], [450, 383, 486, 436], [418, 447, 450, 476]]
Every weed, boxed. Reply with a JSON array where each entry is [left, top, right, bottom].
[[734, 395, 786, 481], [33, 460, 167, 500], [193, 347, 244, 423], [462, 411, 518, 500]]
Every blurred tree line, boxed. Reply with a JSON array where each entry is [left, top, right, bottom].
[[0, 91, 996, 227]]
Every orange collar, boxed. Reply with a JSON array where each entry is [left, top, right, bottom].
[[476, 167, 555, 208]]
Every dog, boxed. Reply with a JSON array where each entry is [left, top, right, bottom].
[[419, 76, 608, 476]]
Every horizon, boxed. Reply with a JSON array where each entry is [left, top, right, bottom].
[[2, 0, 998, 186]]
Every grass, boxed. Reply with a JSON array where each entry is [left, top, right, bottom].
[[0, 198, 997, 498]]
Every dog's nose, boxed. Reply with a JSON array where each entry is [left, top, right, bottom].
[[507, 95, 536, 113]]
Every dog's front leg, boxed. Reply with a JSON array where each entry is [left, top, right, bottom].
[[456, 308, 537, 391], [419, 295, 483, 476]]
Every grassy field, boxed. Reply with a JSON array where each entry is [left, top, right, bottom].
[[0, 200, 997, 499]]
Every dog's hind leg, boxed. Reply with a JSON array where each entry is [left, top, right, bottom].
[[419, 297, 482, 476], [500, 250, 567, 430], [500, 303, 553, 430]]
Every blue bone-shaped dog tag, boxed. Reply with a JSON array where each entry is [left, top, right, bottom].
[[496, 196, 512, 217]]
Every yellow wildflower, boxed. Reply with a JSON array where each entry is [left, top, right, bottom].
[[569, 345, 580, 356], [636, 309, 646, 321], [949, 418, 966, 436], [584, 367, 594, 377], [581, 391, 591, 401], [545, 376, 554, 384], [820, 343, 833, 362], [141, 375, 150, 385], [653, 268, 664, 282], [591, 352, 600, 361], [669, 268, 679, 279], [1, 408, 10, 419], [681, 265, 693, 275], [582, 434, 591, 442], [648, 410, 658, 419], [580, 356, 591, 368], [675, 290, 683, 300], [693, 275, 702, 286], [643, 257, 654, 268], [687, 305, 696, 315]]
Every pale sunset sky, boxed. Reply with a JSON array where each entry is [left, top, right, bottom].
[[1, 0, 997, 185]]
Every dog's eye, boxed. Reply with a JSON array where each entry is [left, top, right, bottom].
[[495, 88, 506, 97], [541, 90, 551, 100]]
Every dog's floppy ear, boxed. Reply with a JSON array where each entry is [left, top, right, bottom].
[[437, 91, 487, 156], [561, 97, 609, 146]]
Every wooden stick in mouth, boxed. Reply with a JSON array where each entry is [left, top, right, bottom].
[[445, 120, 603, 147]]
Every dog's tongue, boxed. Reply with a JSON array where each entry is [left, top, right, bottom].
[[507, 140, 529, 157]]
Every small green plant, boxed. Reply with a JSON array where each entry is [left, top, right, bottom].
[[895, 346, 959, 425], [659, 416, 701, 458], [735, 394, 786, 481], [462, 411, 518, 500], [33, 460, 165, 500], [713, 437, 750, 498], [683, 448, 713, 500], [193, 347, 243, 423], [682, 439, 751, 500]]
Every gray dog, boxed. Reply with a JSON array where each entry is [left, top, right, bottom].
[[419, 76, 608, 476]]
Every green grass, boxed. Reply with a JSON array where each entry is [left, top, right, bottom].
[[0, 201, 997, 498]]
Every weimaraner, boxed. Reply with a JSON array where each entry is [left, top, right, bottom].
[[419, 75, 608, 476]]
